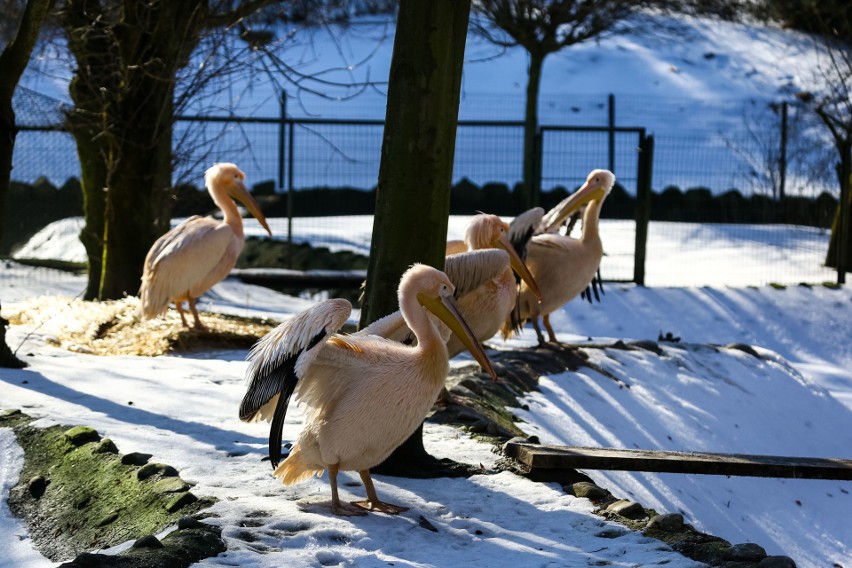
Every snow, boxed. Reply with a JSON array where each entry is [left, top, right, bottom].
[[15, 12, 839, 196], [2, 216, 851, 568], [4, 9, 851, 568]]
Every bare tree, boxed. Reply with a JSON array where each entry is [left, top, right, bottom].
[[723, 100, 834, 202], [0, 0, 55, 368], [58, 0, 289, 301], [473, 0, 658, 209], [812, 43, 852, 276], [748, 1, 852, 275], [359, 0, 471, 476]]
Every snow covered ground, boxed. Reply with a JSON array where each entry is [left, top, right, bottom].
[[2, 215, 851, 567], [10, 213, 839, 287]]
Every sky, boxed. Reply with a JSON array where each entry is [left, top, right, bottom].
[[2, 216, 851, 568]]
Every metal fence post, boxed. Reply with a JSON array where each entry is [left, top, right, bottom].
[[608, 93, 615, 174], [779, 101, 787, 203], [533, 128, 543, 208], [287, 115, 295, 265], [633, 132, 653, 286]]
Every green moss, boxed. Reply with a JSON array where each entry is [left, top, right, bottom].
[[1, 411, 212, 562]]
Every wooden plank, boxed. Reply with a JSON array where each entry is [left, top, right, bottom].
[[229, 268, 366, 289], [503, 442, 852, 480]]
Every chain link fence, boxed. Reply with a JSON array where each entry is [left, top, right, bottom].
[[4, 88, 845, 292]]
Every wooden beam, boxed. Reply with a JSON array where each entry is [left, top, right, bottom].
[[504, 442, 852, 480], [229, 268, 366, 289]]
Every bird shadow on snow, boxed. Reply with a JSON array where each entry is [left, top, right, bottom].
[[0, 368, 267, 455], [225, 472, 673, 568]]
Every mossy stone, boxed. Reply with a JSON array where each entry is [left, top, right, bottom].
[[95, 511, 120, 527], [28, 475, 48, 498], [166, 492, 198, 512], [137, 463, 179, 481], [726, 542, 767, 561], [7, 412, 212, 561], [646, 513, 685, 532], [153, 477, 190, 495], [64, 426, 101, 447], [606, 499, 646, 519], [93, 438, 119, 454], [570, 481, 608, 500], [132, 535, 163, 549], [121, 452, 152, 466]]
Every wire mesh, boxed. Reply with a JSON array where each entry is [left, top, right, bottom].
[[5, 90, 845, 290]]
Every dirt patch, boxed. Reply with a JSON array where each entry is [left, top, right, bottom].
[[4, 296, 274, 356]]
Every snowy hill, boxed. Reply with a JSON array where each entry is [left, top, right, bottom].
[[16, 12, 837, 196]]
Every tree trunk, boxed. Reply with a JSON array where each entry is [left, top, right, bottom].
[[359, 0, 471, 475], [0, 305, 25, 368], [521, 51, 544, 210], [825, 142, 852, 279], [62, 0, 199, 300], [0, 105, 14, 254], [359, 0, 471, 326], [1, 0, 56, 366]]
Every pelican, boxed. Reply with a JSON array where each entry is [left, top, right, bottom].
[[504, 169, 615, 344], [239, 264, 497, 516], [138, 163, 272, 328], [372, 214, 542, 356]]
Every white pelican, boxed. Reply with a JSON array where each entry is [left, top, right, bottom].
[[138, 163, 271, 328], [372, 214, 542, 356], [239, 264, 497, 516], [504, 169, 615, 344]]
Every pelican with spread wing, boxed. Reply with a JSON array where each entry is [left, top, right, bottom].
[[239, 264, 497, 516], [504, 169, 615, 344], [138, 163, 271, 328]]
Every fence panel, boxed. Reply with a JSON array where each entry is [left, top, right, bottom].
[[6, 91, 845, 289], [539, 127, 646, 283]]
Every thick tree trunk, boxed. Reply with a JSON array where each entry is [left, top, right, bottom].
[[359, 0, 471, 475], [0, 305, 25, 368], [359, 0, 471, 326], [0, 106, 14, 253], [1, 0, 56, 364], [521, 52, 544, 210], [825, 143, 851, 279], [62, 0, 198, 299]]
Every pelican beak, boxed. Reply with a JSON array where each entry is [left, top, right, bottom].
[[544, 180, 606, 233], [494, 233, 543, 303], [234, 181, 273, 236], [418, 289, 498, 382]]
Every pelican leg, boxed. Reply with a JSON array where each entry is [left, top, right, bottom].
[[531, 317, 546, 345], [328, 464, 366, 517], [175, 302, 189, 328], [543, 314, 559, 343], [352, 470, 408, 514], [188, 298, 205, 329]]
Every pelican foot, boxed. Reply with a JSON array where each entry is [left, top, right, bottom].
[[331, 501, 368, 516], [351, 499, 409, 515]]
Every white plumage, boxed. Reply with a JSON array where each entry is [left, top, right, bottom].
[[505, 169, 615, 343], [240, 264, 496, 516], [138, 163, 271, 328]]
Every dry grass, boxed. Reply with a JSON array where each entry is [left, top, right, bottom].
[[4, 296, 276, 356]]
